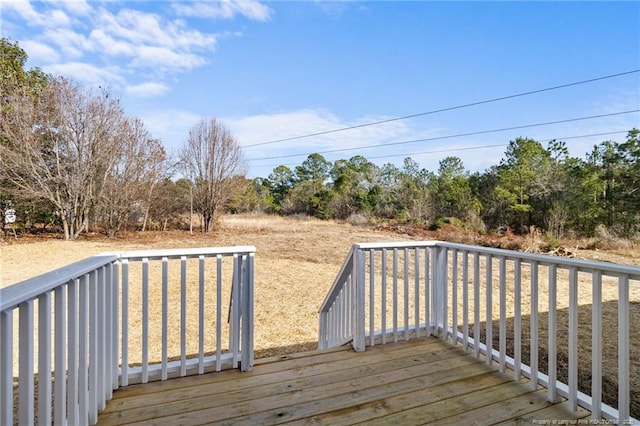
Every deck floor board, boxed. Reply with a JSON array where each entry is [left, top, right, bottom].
[[98, 337, 589, 426]]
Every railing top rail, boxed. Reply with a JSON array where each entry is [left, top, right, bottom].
[[1, 245, 257, 312], [434, 241, 640, 278], [319, 245, 355, 313], [0, 254, 119, 312], [354, 241, 438, 250], [354, 240, 640, 279], [115, 245, 256, 261]]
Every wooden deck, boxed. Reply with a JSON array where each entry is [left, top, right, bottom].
[[98, 337, 590, 425]]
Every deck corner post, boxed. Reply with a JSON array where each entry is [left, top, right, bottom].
[[240, 253, 255, 372], [353, 247, 366, 352]]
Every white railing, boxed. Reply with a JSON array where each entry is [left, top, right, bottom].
[[318, 246, 359, 350], [319, 241, 639, 422], [0, 246, 255, 426]]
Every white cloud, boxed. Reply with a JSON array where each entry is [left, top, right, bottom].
[[222, 109, 516, 177], [3, 0, 234, 101], [172, 0, 273, 22], [3, 0, 71, 28], [19, 40, 60, 63], [168, 23, 218, 50], [125, 82, 169, 98], [230, 109, 412, 148], [225, 109, 423, 174], [99, 8, 170, 47], [2, 0, 42, 25], [314, 1, 351, 19], [90, 7, 217, 71], [44, 28, 94, 58], [48, 9, 72, 27], [138, 109, 202, 151], [131, 46, 206, 71], [57, 0, 92, 17], [98, 8, 217, 52], [89, 29, 135, 57], [44, 62, 124, 86]]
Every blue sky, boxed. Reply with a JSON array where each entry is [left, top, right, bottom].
[[2, 1, 639, 178]]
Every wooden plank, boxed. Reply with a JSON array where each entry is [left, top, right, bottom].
[[290, 370, 517, 426], [99, 338, 591, 426], [428, 388, 555, 425], [113, 338, 446, 400], [103, 342, 463, 412], [214, 360, 494, 426], [108, 345, 353, 399], [118, 354, 490, 425], [493, 400, 590, 425], [107, 337, 451, 400], [355, 378, 536, 425], [100, 343, 467, 423]]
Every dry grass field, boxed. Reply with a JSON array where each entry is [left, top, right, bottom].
[[1, 215, 412, 357], [2, 214, 639, 417]]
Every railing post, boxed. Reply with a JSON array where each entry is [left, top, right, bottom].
[[79, 273, 89, 423], [97, 266, 106, 409], [433, 246, 448, 339], [591, 270, 603, 419], [1, 310, 13, 426], [240, 253, 255, 372], [485, 254, 492, 365], [179, 256, 187, 377], [451, 249, 458, 346], [68, 278, 79, 426], [120, 259, 129, 387], [318, 311, 327, 350], [54, 285, 67, 425], [547, 264, 561, 403], [231, 254, 241, 368], [111, 262, 119, 392], [18, 300, 34, 425], [498, 256, 506, 373], [618, 274, 630, 421], [568, 266, 578, 411], [161, 257, 169, 381], [530, 260, 539, 388], [462, 251, 468, 352], [353, 247, 366, 352], [89, 270, 98, 424], [38, 292, 52, 425]]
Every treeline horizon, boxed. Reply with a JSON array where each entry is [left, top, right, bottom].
[[231, 128, 640, 241], [2, 37, 639, 242]]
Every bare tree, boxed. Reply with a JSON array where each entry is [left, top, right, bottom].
[[98, 118, 167, 237], [179, 118, 245, 232], [0, 77, 153, 240]]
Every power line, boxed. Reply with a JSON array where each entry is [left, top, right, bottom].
[[365, 130, 629, 161], [249, 130, 629, 170], [243, 69, 640, 148], [247, 110, 639, 162]]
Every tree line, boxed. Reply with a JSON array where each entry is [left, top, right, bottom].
[[233, 129, 640, 241], [2, 38, 639, 241]]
